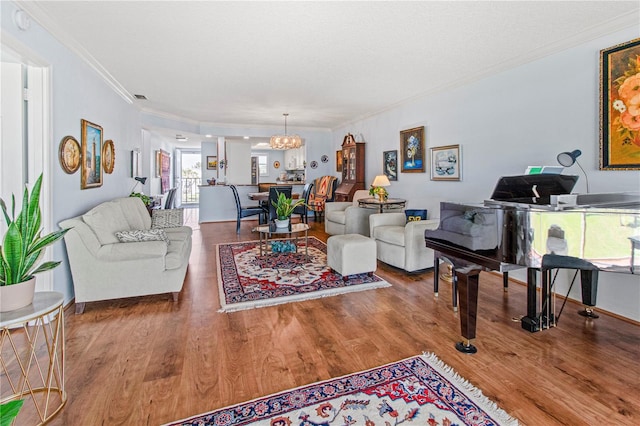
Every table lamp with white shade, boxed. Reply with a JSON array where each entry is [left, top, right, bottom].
[[370, 175, 391, 201]]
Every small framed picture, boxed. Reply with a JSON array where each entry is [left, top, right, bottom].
[[207, 156, 218, 170], [81, 119, 103, 189], [336, 150, 343, 172], [400, 126, 425, 173], [383, 150, 398, 181], [430, 144, 461, 181]]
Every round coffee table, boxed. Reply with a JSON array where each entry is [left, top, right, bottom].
[[253, 222, 310, 261]]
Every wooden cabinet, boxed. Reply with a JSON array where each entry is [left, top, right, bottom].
[[335, 134, 365, 201]]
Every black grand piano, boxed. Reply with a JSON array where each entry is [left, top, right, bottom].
[[424, 174, 640, 353]]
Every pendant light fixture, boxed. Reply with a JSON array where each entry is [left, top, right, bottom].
[[270, 113, 302, 149]]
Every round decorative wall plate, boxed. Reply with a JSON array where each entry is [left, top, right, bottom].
[[59, 135, 81, 174], [321, 154, 329, 163], [273, 161, 280, 169], [310, 160, 318, 169], [102, 139, 115, 174]]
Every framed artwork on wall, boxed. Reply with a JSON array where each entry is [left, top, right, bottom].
[[155, 150, 161, 177], [430, 144, 461, 181], [59, 135, 81, 174], [600, 37, 640, 170], [383, 150, 398, 181], [160, 149, 170, 193], [207, 156, 218, 170], [81, 119, 103, 189], [400, 126, 425, 173], [336, 150, 343, 172], [102, 139, 115, 174]]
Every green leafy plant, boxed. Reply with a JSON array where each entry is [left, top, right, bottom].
[[0, 174, 69, 286], [0, 400, 24, 426], [271, 192, 305, 220], [129, 191, 151, 206], [369, 185, 388, 200]]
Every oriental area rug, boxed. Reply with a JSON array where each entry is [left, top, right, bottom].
[[165, 353, 519, 426], [216, 237, 389, 312]]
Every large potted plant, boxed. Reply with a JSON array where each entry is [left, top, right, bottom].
[[272, 192, 305, 228], [0, 174, 69, 312]]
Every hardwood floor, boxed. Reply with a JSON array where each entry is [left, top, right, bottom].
[[8, 218, 640, 425]]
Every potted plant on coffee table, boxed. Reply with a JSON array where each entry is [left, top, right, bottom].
[[272, 192, 305, 228], [0, 174, 69, 312]]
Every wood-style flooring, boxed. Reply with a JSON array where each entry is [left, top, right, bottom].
[[8, 216, 640, 425]]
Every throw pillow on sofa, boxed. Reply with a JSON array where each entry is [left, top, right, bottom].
[[151, 209, 184, 228], [115, 229, 170, 245]]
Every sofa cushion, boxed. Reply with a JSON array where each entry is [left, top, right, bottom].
[[115, 229, 170, 245], [83, 201, 131, 245], [372, 225, 405, 246], [152, 208, 184, 228], [117, 197, 152, 230]]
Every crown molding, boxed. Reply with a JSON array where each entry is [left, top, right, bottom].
[[15, 1, 133, 105]]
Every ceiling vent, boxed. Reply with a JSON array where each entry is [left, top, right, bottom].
[[133, 94, 147, 100]]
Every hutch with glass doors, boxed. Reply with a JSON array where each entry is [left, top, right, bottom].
[[335, 133, 365, 201]]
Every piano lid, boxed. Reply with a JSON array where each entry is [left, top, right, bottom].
[[489, 174, 578, 205]]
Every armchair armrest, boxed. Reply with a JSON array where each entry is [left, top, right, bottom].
[[369, 212, 406, 236], [325, 202, 352, 213], [97, 241, 168, 261]]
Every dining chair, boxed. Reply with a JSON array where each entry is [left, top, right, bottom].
[[164, 187, 177, 209], [292, 182, 313, 223], [230, 184, 266, 233], [267, 185, 292, 222]]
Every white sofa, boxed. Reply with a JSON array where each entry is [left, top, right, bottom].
[[325, 190, 375, 236], [59, 197, 192, 313], [369, 212, 440, 272]]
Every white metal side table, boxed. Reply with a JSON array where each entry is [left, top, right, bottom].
[[0, 291, 66, 425]]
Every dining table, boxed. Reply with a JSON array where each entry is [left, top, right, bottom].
[[248, 192, 300, 201]]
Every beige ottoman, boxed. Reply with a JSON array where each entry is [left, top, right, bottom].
[[327, 234, 377, 279]]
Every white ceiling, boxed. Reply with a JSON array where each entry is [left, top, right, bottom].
[[16, 1, 640, 132]]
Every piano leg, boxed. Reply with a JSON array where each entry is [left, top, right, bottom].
[[454, 265, 482, 354], [503, 271, 509, 292], [433, 256, 440, 297], [578, 268, 599, 318], [521, 268, 542, 332]]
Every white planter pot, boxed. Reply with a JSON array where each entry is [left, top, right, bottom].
[[275, 218, 290, 228], [0, 276, 36, 312]]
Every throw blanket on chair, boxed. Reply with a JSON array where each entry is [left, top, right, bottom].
[[308, 175, 337, 212]]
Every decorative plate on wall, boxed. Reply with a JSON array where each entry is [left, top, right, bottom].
[[310, 160, 318, 169], [59, 135, 81, 174], [321, 154, 329, 163], [102, 139, 115, 174], [273, 161, 280, 169]]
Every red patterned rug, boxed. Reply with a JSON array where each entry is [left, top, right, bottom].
[[216, 237, 389, 312], [165, 353, 519, 426]]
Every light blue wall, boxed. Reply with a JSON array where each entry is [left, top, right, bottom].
[[331, 27, 640, 320], [2, 1, 143, 302]]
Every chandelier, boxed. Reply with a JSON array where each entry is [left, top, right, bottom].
[[270, 113, 302, 149]]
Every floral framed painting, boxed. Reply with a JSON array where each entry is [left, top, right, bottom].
[[81, 119, 103, 189], [383, 150, 398, 181], [400, 126, 425, 173], [600, 37, 640, 170], [430, 144, 461, 181]]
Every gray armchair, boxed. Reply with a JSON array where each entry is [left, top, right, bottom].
[[324, 190, 375, 236], [369, 212, 439, 272]]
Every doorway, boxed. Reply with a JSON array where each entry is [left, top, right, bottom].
[[178, 149, 201, 206]]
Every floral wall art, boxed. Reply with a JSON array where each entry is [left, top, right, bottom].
[[600, 38, 640, 170], [400, 126, 425, 173]]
